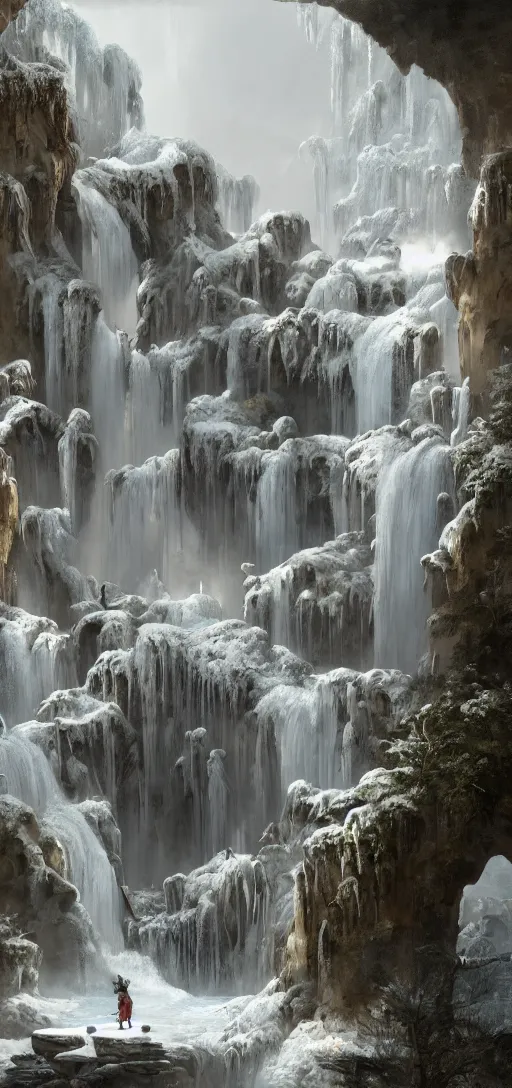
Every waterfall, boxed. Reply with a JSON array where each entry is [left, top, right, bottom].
[[207, 750, 229, 858], [104, 449, 195, 593], [256, 451, 299, 572], [0, 619, 77, 728], [2, 0, 144, 159], [35, 274, 64, 416], [0, 0, 479, 1021], [355, 313, 411, 434], [256, 675, 345, 796], [72, 176, 138, 335], [216, 164, 259, 235], [0, 730, 122, 950], [297, 5, 465, 253], [451, 376, 471, 447], [90, 315, 127, 472], [374, 435, 455, 673]]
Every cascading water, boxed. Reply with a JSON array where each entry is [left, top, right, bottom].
[[374, 434, 455, 673], [0, 730, 122, 950], [297, 4, 468, 255], [72, 176, 138, 335], [0, 0, 477, 1069], [256, 677, 345, 794], [89, 315, 127, 473]]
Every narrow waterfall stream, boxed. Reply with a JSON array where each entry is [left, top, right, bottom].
[[0, 0, 479, 1082], [1, 731, 122, 951]]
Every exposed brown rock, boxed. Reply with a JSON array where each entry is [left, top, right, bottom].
[[0, 0, 27, 34], [0, 446, 18, 601], [283, 676, 512, 1014], [422, 360, 512, 672], [0, 795, 75, 919], [446, 152, 512, 398], [0, 52, 78, 249], [0, 52, 78, 368], [0, 795, 103, 996], [280, 363, 512, 1019], [0, 172, 33, 366]]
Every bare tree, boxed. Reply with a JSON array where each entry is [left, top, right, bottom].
[[315, 946, 512, 1088]]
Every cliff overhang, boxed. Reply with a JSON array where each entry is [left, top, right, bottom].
[[283, 0, 512, 174]]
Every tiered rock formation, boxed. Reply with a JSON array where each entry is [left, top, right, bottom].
[[0, 0, 511, 1085]]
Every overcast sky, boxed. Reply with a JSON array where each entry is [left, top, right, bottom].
[[70, 0, 333, 217]]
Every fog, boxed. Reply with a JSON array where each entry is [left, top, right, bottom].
[[70, 0, 333, 220]]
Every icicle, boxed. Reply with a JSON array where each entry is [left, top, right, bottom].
[[297, 11, 470, 249], [216, 165, 259, 234], [2, 0, 144, 159]]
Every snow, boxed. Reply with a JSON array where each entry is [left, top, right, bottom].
[[0, 0, 486, 1071]]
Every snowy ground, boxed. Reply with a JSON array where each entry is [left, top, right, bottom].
[[61, 951, 233, 1043], [0, 951, 238, 1074]]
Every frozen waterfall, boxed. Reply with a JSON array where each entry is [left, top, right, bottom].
[[72, 176, 138, 335], [0, 730, 122, 950], [0, 0, 476, 1039], [374, 434, 455, 673]]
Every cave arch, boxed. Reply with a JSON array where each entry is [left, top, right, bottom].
[[279, 0, 512, 174]]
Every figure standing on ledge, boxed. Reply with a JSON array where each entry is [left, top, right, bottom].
[[113, 975, 133, 1030]]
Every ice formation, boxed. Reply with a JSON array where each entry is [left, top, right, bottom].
[[296, 7, 473, 255], [1, 0, 144, 160], [0, 0, 499, 1082]]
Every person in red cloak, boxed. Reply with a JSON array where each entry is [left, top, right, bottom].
[[118, 991, 133, 1029], [113, 975, 133, 1030]]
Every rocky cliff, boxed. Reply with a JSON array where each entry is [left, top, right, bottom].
[[0, 2, 512, 1086], [0, 0, 26, 33]]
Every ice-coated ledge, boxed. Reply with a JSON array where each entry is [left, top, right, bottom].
[[32, 1022, 162, 1074]]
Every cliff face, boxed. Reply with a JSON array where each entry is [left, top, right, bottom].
[[289, 0, 512, 175], [275, 0, 512, 1053], [0, 52, 77, 250], [1, 2, 512, 1083], [0, 0, 26, 33], [446, 152, 512, 398], [0, 51, 78, 376]]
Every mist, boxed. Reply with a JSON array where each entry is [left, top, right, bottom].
[[0, 0, 484, 1070], [70, 0, 333, 221]]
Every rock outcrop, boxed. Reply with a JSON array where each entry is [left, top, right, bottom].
[[0, 0, 26, 33], [447, 153, 512, 400], [0, 795, 101, 1004], [0, 448, 17, 600], [1, 1, 512, 1084]]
